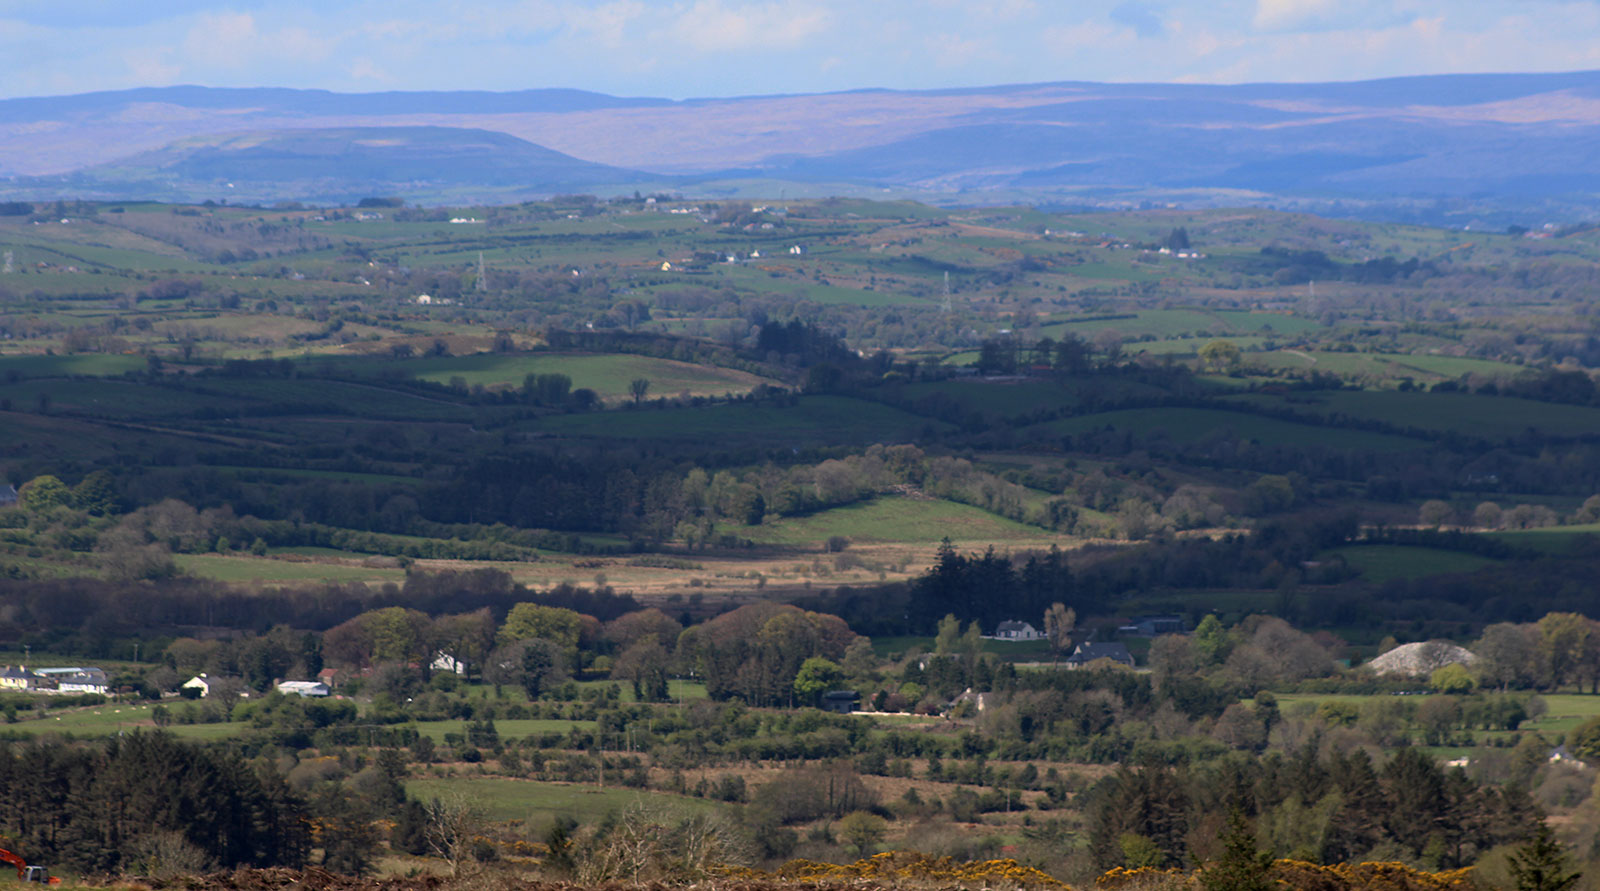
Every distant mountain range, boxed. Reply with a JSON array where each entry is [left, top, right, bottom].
[[4, 73, 1600, 221]]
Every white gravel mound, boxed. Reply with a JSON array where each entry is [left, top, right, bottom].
[[1366, 641, 1477, 676]]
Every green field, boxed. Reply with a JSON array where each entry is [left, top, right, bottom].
[[1327, 545, 1500, 582], [1269, 692, 1600, 737], [175, 554, 408, 584], [409, 718, 593, 743], [740, 496, 1044, 545], [326, 352, 781, 401], [401, 776, 724, 824], [1249, 350, 1527, 382], [0, 353, 149, 376], [0, 702, 246, 740], [1226, 390, 1600, 440], [1041, 406, 1426, 451], [535, 395, 947, 443], [1487, 524, 1600, 554]]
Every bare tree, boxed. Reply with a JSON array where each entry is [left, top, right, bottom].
[[1044, 602, 1076, 668], [424, 793, 486, 877]]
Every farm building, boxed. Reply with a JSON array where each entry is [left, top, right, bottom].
[[1118, 615, 1186, 636], [0, 483, 16, 507], [34, 667, 108, 694], [277, 681, 331, 697], [821, 690, 859, 714], [1064, 642, 1135, 669], [182, 674, 212, 697]]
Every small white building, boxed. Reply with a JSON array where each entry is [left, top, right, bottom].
[[789, 245, 806, 255], [277, 681, 330, 698], [182, 674, 212, 697], [414, 294, 433, 305]]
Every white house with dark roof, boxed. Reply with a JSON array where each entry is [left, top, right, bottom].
[[989, 620, 1046, 641], [0, 483, 17, 507]]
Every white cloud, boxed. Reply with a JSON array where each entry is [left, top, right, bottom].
[[1252, 0, 1415, 33], [668, 0, 833, 52]]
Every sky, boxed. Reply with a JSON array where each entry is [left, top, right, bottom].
[[2, 0, 1599, 100]]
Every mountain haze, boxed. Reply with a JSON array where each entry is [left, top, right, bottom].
[[4, 73, 1600, 219]]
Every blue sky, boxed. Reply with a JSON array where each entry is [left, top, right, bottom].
[[3, 1, 1599, 99]]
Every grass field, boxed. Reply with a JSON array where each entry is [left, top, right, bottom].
[[740, 496, 1044, 546], [1040, 406, 1426, 451], [1226, 390, 1600, 440], [535, 395, 947, 443], [0, 702, 246, 739], [335, 352, 782, 402], [401, 776, 724, 824], [0, 353, 148, 376], [409, 718, 593, 743], [1248, 351, 1527, 382], [1268, 692, 1600, 737], [1487, 524, 1600, 554], [1327, 545, 1501, 582], [175, 554, 409, 584]]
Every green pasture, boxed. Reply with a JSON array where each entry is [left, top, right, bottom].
[[534, 395, 947, 444], [870, 634, 1056, 660], [402, 777, 724, 824], [408, 718, 594, 743], [1249, 350, 1526, 382], [1226, 390, 1600, 440], [740, 496, 1044, 546], [0, 410, 210, 461], [0, 702, 246, 740], [190, 378, 480, 421], [1041, 406, 1426, 451], [568, 679, 708, 703], [174, 554, 408, 584], [0, 377, 240, 419], [1267, 692, 1600, 738], [0, 353, 147, 377], [1487, 524, 1600, 555], [892, 377, 1166, 418], [1038, 309, 1318, 341], [394, 352, 778, 400], [1326, 545, 1500, 582]]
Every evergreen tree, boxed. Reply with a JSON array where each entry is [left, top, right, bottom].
[[1201, 809, 1274, 891], [1508, 822, 1580, 891]]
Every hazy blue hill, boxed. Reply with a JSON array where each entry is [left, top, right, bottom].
[[0, 85, 669, 123], [7, 72, 1600, 216], [48, 126, 654, 203]]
